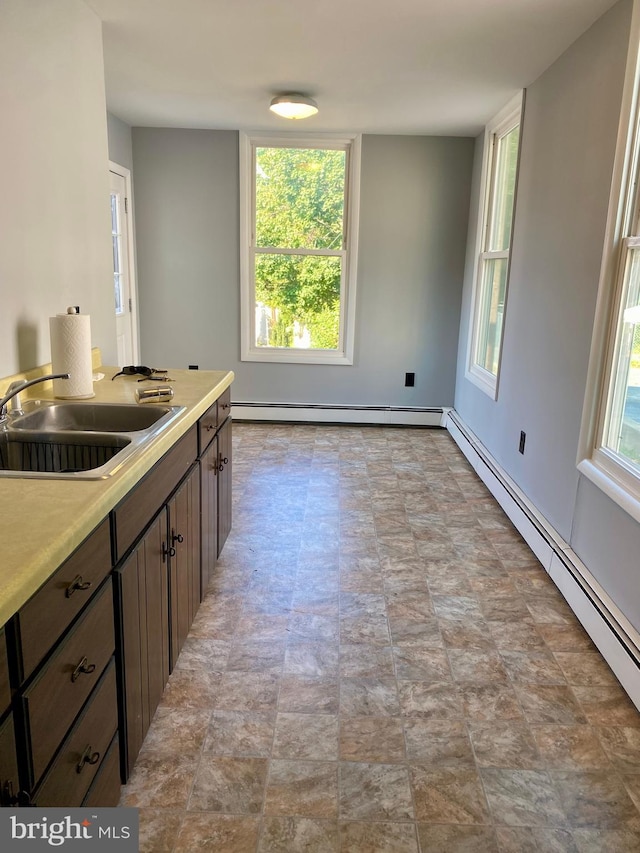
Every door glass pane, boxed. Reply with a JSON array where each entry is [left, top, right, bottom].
[[111, 192, 124, 315], [604, 248, 640, 466], [476, 257, 508, 375], [487, 125, 520, 252], [255, 147, 346, 250], [254, 253, 342, 349]]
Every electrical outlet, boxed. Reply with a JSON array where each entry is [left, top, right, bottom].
[[519, 431, 526, 454], [405, 372, 415, 387]]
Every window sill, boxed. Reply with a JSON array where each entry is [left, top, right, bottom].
[[241, 347, 353, 366], [577, 453, 640, 525], [464, 364, 498, 400]]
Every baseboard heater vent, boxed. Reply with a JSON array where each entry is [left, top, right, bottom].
[[447, 409, 640, 710], [232, 401, 450, 428]]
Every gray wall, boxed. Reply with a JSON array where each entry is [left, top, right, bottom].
[[455, 0, 640, 628], [0, 0, 116, 377], [132, 129, 474, 406]]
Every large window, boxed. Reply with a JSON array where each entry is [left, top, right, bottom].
[[579, 7, 640, 521], [240, 133, 361, 364], [467, 94, 523, 398]]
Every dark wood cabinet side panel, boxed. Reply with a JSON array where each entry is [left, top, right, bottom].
[[18, 519, 112, 681], [114, 427, 197, 561]]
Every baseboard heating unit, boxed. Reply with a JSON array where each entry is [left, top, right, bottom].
[[447, 409, 640, 710], [232, 402, 450, 428]]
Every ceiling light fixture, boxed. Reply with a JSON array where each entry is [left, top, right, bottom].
[[269, 94, 318, 120]]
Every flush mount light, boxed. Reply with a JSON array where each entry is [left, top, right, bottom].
[[269, 94, 318, 120]]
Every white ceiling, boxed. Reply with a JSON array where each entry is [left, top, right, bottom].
[[86, 0, 619, 136]]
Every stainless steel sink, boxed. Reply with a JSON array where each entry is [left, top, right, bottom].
[[10, 402, 173, 433], [0, 430, 131, 475], [0, 402, 186, 479]]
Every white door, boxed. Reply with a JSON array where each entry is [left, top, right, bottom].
[[109, 167, 137, 365]]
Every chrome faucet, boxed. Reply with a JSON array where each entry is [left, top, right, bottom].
[[0, 373, 70, 424]]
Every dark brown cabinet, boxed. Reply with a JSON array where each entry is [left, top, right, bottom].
[[217, 414, 232, 557], [1, 381, 233, 803], [168, 465, 200, 669], [199, 386, 232, 596], [113, 512, 169, 780], [5, 521, 118, 807], [34, 661, 118, 807]]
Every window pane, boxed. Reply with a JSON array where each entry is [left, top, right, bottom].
[[487, 125, 519, 252], [114, 273, 123, 314], [255, 147, 345, 250], [475, 257, 508, 374], [254, 253, 341, 349], [604, 248, 640, 467]]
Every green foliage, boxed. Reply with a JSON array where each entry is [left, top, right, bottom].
[[254, 146, 345, 349]]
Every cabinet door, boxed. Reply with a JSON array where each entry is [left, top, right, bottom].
[[168, 466, 200, 669], [217, 417, 232, 557], [200, 439, 218, 599], [114, 512, 169, 781]]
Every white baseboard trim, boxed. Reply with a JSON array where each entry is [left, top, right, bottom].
[[447, 409, 640, 710], [232, 402, 450, 428]]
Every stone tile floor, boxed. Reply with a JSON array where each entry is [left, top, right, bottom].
[[119, 423, 640, 852]]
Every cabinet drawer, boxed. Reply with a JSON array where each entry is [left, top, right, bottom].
[[198, 401, 218, 452], [0, 628, 11, 715], [35, 661, 117, 807], [198, 387, 231, 454], [24, 581, 115, 784], [18, 519, 112, 681], [82, 734, 121, 807], [0, 713, 20, 806], [113, 426, 197, 561]]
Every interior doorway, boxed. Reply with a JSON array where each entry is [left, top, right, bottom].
[[109, 162, 139, 365]]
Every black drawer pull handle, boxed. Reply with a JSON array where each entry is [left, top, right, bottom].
[[71, 656, 96, 682], [76, 746, 100, 774], [65, 575, 92, 598], [162, 543, 176, 562], [218, 455, 228, 472], [205, 423, 214, 431], [171, 530, 184, 545]]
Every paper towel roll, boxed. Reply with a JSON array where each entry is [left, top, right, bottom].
[[49, 310, 95, 399]]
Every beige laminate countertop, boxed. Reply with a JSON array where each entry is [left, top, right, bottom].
[[0, 366, 234, 626]]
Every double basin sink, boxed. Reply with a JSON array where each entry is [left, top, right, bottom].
[[0, 401, 185, 479]]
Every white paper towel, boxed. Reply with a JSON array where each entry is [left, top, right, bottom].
[[49, 310, 95, 399]]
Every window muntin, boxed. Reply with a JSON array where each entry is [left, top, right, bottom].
[[467, 95, 522, 397], [240, 134, 360, 364]]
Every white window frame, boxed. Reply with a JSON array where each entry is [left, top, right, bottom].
[[466, 93, 523, 399], [578, 0, 640, 523], [239, 132, 361, 364]]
